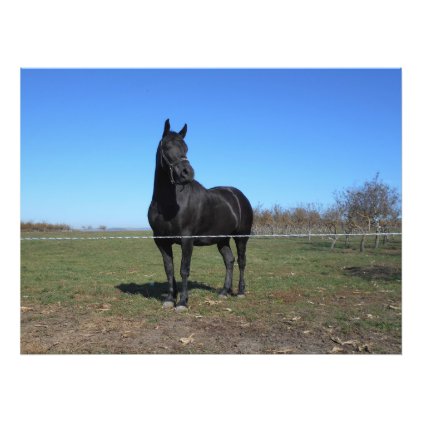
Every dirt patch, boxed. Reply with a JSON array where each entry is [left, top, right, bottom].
[[20, 302, 400, 354], [268, 288, 304, 304], [343, 265, 401, 282]]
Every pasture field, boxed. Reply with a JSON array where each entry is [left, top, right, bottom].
[[21, 231, 401, 354]]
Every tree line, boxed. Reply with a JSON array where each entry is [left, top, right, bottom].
[[21, 174, 400, 252], [252, 174, 401, 251], [20, 222, 108, 232], [20, 222, 71, 232]]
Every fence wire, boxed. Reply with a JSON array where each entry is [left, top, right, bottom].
[[20, 233, 402, 241]]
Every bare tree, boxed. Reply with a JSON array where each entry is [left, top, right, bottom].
[[335, 173, 401, 252], [290, 207, 307, 234], [253, 203, 275, 234], [304, 203, 322, 241], [322, 205, 344, 250]]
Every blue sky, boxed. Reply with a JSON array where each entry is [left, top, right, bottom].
[[21, 69, 401, 229]]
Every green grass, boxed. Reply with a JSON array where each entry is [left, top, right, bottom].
[[21, 231, 402, 353]]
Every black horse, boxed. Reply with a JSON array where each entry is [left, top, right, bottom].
[[148, 119, 253, 311]]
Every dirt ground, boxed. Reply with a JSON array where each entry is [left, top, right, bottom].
[[21, 299, 401, 354]]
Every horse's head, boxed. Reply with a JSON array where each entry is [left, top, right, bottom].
[[159, 119, 195, 185]]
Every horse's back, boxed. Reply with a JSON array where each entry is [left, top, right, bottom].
[[208, 186, 253, 235]]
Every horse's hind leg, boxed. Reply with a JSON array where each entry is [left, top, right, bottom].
[[234, 238, 248, 297], [217, 239, 235, 298]]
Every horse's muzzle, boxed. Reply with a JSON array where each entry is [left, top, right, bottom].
[[175, 162, 195, 184]]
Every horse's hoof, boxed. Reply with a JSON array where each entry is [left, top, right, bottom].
[[175, 305, 188, 312], [162, 301, 175, 309], [219, 289, 233, 298]]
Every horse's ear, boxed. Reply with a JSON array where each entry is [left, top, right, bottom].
[[179, 123, 187, 139], [162, 119, 171, 138]]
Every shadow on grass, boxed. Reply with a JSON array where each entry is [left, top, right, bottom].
[[303, 240, 358, 251], [343, 265, 401, 282], [115, 280, 216, 301], [304, 239, 402, 253]]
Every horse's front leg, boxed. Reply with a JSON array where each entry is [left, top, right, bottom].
[[176, 238, 194, 311], [154, 239, 177, 308]]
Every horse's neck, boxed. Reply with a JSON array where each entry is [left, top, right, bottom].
[[152, 166, 199, 206], [153, 167, 174, 201]]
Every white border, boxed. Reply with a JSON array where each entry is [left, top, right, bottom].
[[2, 1, 420, 421]]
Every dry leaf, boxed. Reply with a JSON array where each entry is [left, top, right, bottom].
[[342, 340, 358, 346], [272, 347, 294, 354], [358, 344, 371, 353], [98, 304, 111, 311], [331, 336, 358, 348], [223, 308, 232, 312], [21, 306, 34, 312], [204, 299, 221, 306], [179, 333, 195, 345], [330, 346, 344, 353], [387, 304, 400, 310]]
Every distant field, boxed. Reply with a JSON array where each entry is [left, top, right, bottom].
[[21, 231, 401, 354]]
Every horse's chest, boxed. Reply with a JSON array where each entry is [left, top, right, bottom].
[[148, 200, 187, 233]]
